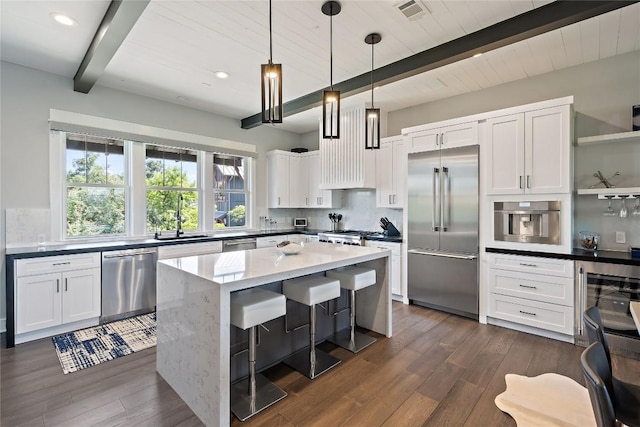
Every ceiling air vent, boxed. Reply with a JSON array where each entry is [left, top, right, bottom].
[[396, 0, 428, 21]]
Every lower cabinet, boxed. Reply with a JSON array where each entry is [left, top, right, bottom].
[[365, 240, 404, 300], [487, 253, 574, 337], [16, 253, 101, 336]]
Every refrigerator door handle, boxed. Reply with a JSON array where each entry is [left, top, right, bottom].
[[408, 249, 477, 260], [442, 166, 449, 232], [432, 167, 440, 231]]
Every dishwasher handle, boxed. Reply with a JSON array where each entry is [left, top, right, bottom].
[[103, 250, 157, 259], [224, 239, 257, 246]]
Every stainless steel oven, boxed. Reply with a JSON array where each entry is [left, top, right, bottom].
[[575, 260, 640, 359]]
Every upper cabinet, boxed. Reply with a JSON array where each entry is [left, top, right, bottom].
[[376, 136, 406, 208], [320, 107, 376, 189], [405, 121, 478, 154], [486, 104, 571, 195], [267, 151, 290, 208], [268, 150, 341, 209]]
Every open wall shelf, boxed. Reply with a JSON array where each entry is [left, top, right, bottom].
[[576, 130, 640, 146], [577, 187, 640, 199]]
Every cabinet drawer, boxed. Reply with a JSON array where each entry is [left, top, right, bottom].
[[488, 293, 574, 335], [489, 268, 573, 306], [16, 253, 101, 277], [366, 241, 401, 255], [489, 253, 573, 277]]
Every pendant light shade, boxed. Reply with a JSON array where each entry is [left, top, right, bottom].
[[261, 0, 283, 124], [365, 33, 381, 150], [322, 1, 341, 139]]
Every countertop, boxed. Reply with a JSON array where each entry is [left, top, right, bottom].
[[485, 247, 640, 266], [5, 229, 403, 259]]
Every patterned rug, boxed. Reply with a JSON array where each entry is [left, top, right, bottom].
[[52, 312, 156, 374]]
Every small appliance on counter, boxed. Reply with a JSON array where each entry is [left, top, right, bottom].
[[379, 217, 400, 237], [293, 217, 308, 228], [493, 201, 561, 244]]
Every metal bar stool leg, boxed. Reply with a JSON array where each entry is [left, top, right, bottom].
[[328, 288, 377, 353]]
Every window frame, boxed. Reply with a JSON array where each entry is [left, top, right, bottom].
[[51, 131, 254, 241], [213, 154, 250, 229]]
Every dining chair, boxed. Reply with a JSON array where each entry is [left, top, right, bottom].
[[581, 342, 616, 427], [582, 307, 640, 427]]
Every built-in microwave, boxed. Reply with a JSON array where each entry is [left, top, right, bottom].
[[493, 201, 560, 244], [293, 217, 308, 228], [575, 260, 640, 359]]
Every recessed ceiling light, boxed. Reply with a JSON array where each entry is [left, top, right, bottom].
[[472, 52, 483, 58], [214, 71, 229, 79], [51, 13, 77, 26]]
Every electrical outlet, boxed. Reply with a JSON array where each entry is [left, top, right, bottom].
[[615, 231, 626, 244]]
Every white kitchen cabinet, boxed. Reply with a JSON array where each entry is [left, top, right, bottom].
[[376, 136, 406, 208], [319, 107, 376, 189], [365, 240, 404, 300], [406, 121, 478, 154], [486, 105, 571, 195], [268, 150, 340, 209], [16, 253, 101, 337], [267, 151, 290, 208], [487, 253, 574, 337]]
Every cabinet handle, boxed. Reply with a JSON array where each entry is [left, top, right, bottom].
[[389, 194, 392, 204], [65, 278, 68, 292], [519, 310, 537, 316], [306, 197, 308, 206], [52, 261, 71, 266], [435, 135, 439, 146], [393, 194, 396, 204], [56, 279, 60, 293], [519, 284, 537, 289], [527, 175, 531, 189], [519, 263, 538, 267], [440, 134, 444, 146], [278, 197, 280, 206], [578, 266, 585, 335], [318, 197, 322, 205], [519, 176, 523, 189]]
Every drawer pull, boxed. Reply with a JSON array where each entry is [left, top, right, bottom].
[[519, 263, 538, 267], [52, 262, 71, 266], [65, 278, 68, 292], [519, 284, 538, 289], [56, 279, 60, 293], [519, 310, 537, 316]]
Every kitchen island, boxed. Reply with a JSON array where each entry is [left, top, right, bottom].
[[156, 242, 392, 426]]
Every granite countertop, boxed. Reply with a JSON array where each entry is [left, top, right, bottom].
[[485, 246, 640, 266], [5, 228, 403, 259]]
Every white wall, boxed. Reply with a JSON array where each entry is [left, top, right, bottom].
[[388, 51, 640, 136], [0, 60, 304, 330]]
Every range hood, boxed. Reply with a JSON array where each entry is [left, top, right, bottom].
[[319, 107, 385, 189]]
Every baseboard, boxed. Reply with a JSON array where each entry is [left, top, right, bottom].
[[0, 317, 5, 334], [488, 317, 574, 344]]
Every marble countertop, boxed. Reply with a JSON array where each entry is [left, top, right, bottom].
[[159, 242, 391, 290]]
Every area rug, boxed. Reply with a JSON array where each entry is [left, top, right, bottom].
[[495, 373, 596, 427], [52, 312, 156, 374]]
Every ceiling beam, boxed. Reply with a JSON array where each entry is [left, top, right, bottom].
[[241, 0, 638, 130], [73, 0, 150, 93]]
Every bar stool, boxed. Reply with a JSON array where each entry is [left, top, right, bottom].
[[230, 288, 287, 421], [282, 275, 341, 379], [326, 266, 377, 353]]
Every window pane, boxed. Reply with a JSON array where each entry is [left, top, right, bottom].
[[181, 158, 197, 188], [214, 192, 246, 228], [214, 155, 244, 191], [66, 148, 86, 184], [66, 187, 125, 236], [146, 190, 198, 233], [106, 143, 125, 185]]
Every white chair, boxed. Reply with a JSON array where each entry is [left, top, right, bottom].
[[326, 266, 377, 353], [230, 288, 287, 421], [282, 275, 341, 379]]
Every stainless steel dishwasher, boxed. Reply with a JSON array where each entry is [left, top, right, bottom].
[[222, 238, 257, 252], [101, 248, 158, 323]]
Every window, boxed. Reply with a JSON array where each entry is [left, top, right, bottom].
[[214, 155, 247, 228], [145, 145, 199, 234], [65, 134, 126, 237]]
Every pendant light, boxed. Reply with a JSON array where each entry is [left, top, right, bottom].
[[322, 1, 341, 139], [261, 0, 282, 123], [365, 33, 381, 149]]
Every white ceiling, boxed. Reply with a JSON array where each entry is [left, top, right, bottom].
[[1, 1, 639, 134]]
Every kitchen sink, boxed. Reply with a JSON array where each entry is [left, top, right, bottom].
[[154, 234, 210, 241]]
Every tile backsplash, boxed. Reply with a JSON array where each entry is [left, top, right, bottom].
[[5, 208, 50, 246], [574, 196, 640, 251], [268, 189, 403, 234]]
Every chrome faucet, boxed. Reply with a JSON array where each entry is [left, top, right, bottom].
[[176, 193, 184, 237]]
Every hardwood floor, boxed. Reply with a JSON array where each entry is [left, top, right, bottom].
[[2, 303, 639, 426]]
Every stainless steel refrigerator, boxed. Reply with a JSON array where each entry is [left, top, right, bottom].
[[407, 145, 479, 319]]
